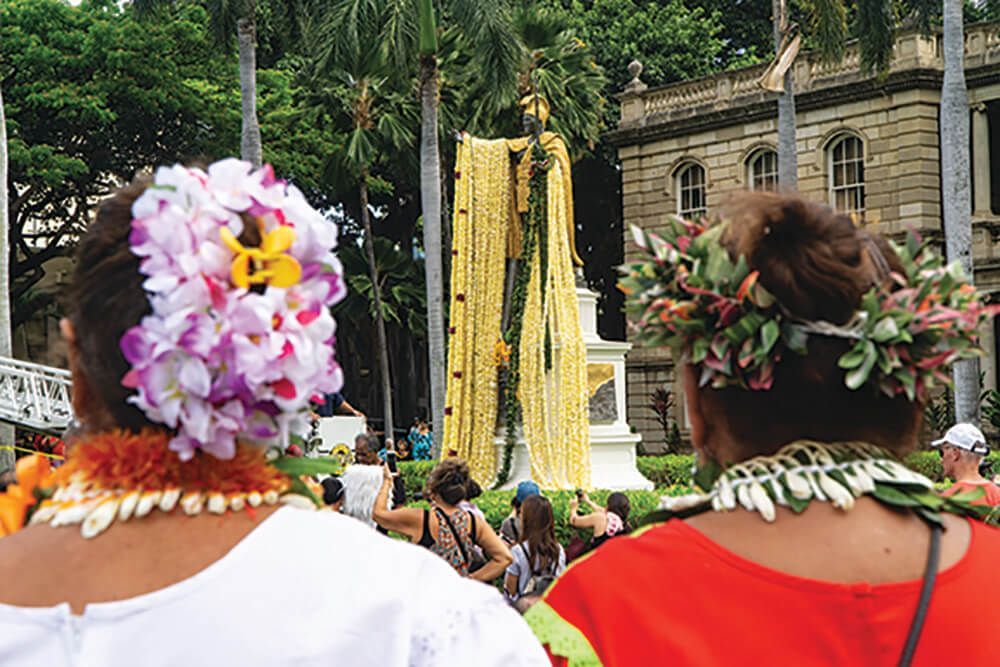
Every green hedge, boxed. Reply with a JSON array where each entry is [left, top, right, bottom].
[[466, 487, 675, 546], [398, 460, 435, 496], [902, 450, 1000, 482], [405, 452, 947, 495], [637, 454, 695, 487]]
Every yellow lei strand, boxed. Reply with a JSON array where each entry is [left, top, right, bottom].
[[519, 156, 591, 489], [442, 136, 510, 482]]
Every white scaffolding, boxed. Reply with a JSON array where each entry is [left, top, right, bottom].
[[0, 357, 73, 435]]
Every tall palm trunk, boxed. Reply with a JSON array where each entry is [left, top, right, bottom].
[[0, 86, 11, 473], [773, 0, 797, 189], [237, 15, 263, 168], [359, 175, 395, 444], [420, 55, 446, 458], [941, 0, 977, 422]]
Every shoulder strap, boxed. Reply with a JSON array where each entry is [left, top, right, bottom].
[[437, 507, 470, 567], [898, 523, 942, 667], [469, 511, 478, 546]]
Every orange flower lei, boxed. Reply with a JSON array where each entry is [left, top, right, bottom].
[[24, 430, 304, 539], [0, 454, 54, 538]]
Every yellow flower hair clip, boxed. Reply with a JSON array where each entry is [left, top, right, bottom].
[[220, 221, 302, 289]]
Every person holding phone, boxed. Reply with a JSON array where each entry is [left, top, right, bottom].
[[373, 459, 512, 580], [569, 491, 631, 552]]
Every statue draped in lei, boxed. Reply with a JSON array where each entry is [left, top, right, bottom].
[[442, 94, 591, 490]]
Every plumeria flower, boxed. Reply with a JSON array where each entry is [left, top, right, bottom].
[[123, 159, 345, 460]]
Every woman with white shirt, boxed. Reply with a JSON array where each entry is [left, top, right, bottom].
[[0, 160, 546, 667]]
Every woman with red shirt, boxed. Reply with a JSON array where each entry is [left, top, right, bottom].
[[525, 193, 1000, 665]]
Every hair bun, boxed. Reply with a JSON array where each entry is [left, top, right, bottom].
[[723, 193, 883, 324]]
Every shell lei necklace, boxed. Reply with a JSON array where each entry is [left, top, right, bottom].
[[23, 430, 342, 539], [655, 440, 990, 526]]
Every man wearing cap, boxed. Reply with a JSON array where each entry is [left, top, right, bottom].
[[933, 423, 1000, 506], [500, 480, 541, 545]]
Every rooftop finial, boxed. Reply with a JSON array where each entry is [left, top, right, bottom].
[[625, 59, 647, 94]]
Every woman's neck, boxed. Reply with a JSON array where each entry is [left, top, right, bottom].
[[685, 497, 971, 585]]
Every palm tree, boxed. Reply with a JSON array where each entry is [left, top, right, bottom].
[[772, 0, 798, 189], [0, 85, 11, 473], [134, 0, 263, 166], [417, 0, 447, 458], [325, 0, 521, 457], [509, 6, 606, 155], [306, 18, 418, 446], [940, 0, 976, 421]]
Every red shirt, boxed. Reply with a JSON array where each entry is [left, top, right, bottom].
[[528, 519, 1000, 666], [942, 480, 1000, 506]]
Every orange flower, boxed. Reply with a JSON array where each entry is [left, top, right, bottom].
[[493, 339, 512, 367], [0, 454, 53, 537]]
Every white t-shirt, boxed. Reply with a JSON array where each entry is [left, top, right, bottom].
[[0, 507, 548, 667], [506, 542, 566, 600]]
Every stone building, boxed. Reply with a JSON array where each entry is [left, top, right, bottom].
[[608, 23, 1000, 452]]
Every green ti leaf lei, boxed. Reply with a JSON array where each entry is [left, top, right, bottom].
[[619, 218, 998, 400], [496, 143, 551, 488]]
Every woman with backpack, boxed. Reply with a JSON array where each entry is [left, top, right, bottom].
[[374, 458, 511, 581], [505, 495, 566, 612]]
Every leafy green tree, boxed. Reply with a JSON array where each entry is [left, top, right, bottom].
[[133, 0, 304, 167], [1, 0, 225, 320], [0, 0, 333, 325], [539, 0, 728, 94]]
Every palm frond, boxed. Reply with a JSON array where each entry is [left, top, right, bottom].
[[801, 0, 848, 64], [854, 0, 896, 75], [448, 0, 522, 114], [203, 0, 256, 46]]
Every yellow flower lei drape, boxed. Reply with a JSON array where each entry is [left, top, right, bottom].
[[518, 155, 591, 489], [442, 136, 510, 482], [443, 133, 591, 489]]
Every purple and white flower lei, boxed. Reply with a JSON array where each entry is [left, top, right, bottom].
[[120, 158, 346, 461]]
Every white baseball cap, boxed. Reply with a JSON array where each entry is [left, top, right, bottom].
[[931, 423, 989, 455]]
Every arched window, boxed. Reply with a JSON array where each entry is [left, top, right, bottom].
[[675, 162, 706, 219], [747, 149, 778, 192], [828, 134, 865, 217]]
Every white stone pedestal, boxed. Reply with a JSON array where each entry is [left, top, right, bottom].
[[495, 286, 652, 490]]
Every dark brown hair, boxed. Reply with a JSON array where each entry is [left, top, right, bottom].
[[426, 458, 470, 506], [697, 192, 922, 458], [520, 495, 560, 572], [606, 492, 631, 532], [66, 175, 265, 433], [66, 178, 156, 432]]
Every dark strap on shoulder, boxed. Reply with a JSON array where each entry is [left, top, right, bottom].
[[898, 523, 942, 667], [418, 508, 434, 547], [437, 508, 470, 567]]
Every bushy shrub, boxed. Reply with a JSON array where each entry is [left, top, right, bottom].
[[903, 451, 943, 481], [637, 454, 694, 487], [398, 460, 435, 497], [479, 488, 668, 546]]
